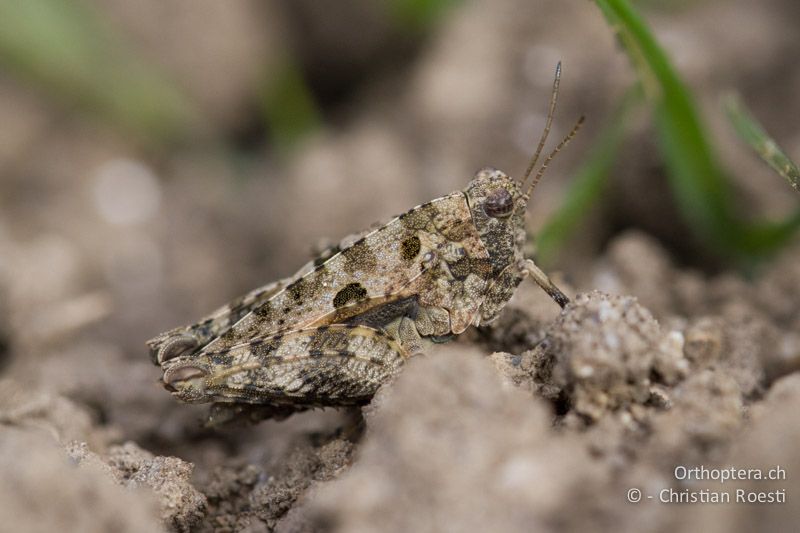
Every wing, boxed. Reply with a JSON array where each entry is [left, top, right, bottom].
[[164, 324, 408, 407], [146, 275, 293, 364], [203, 191, 484, 351], [146, 228, 378, 364]]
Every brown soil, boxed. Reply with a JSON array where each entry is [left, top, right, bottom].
[[2, 232, 799, 532]]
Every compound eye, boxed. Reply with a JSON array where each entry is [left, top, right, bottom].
[[483, 188, 514, 218]]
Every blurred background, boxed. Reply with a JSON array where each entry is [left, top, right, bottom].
[[1, 1, 800, 531], [0, 0, 799, 491]]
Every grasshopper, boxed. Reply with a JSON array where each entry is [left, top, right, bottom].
[[147, 63, 582, 421]]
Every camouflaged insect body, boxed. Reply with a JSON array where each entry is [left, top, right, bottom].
[[148, 168, 556, 416]]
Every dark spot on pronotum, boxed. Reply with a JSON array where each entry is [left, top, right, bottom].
[[400, 235, 421, 261], [333, 282, 368, 308]]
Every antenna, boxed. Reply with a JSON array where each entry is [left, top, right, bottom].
[[520, 61, 562, 190], [523, 115, 585, 201]]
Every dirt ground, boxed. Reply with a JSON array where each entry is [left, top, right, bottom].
[[1, 1, 799, 532]]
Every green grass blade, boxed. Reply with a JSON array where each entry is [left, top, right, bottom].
[[0, 0, 196, 145], [594, 0, 800, 259], [724, 93, 800, 195], [260, 61, 322, 151], [389, 0, 463, 32], [536, 88, 640, 266]]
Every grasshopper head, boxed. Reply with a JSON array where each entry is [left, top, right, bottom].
[[461, 62, 583, 282], [463, 168, 528, 277]]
